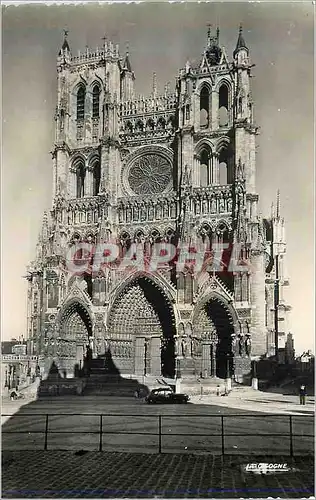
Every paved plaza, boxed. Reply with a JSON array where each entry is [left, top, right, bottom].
[[2, 392, 314, 454], [2, 450, 314, 498], [2, 391, 314, 498]]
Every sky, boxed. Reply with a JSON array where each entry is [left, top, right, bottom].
[[2, 2, 314, 354]]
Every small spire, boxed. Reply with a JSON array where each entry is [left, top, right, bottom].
[[101, 34, 107, 53], [42, 211, 49, 242], [207, 23, 211, 43], [233, 24, 249, 58], [271, 202, 275, 219], [61, 29, 70, 52], [152, 72, 157, 97], [216, 26, 220, 42], [122, 41, 132, 72], [276, 189, 280, 218]]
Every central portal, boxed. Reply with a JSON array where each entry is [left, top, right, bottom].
[[107, 276, 176, 378]]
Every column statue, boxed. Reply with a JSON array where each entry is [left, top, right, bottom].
[[181, 338, 188, 358], [238, 334, 245, 356], [245, 334, 252, 356]]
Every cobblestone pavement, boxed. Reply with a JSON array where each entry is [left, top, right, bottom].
[[2, 451, 314, 498]]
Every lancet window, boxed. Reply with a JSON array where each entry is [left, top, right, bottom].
[[77, 85, 86, 121], [200, 85, 210, 128]]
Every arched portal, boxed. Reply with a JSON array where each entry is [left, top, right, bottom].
[[58, 300, 93, 372], [107, 276, 176, 378], [193, 296, 236, 378]]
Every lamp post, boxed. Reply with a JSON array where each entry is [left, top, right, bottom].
[[252, 359, 258, 390], [274, 254, 280, 363], [144, 338, 148, 377], [226, 353, 232, 392]]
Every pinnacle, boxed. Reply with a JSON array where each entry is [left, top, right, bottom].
[[233, 24, 249, 57]]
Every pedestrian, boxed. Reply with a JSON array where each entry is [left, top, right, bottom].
[[200, 385, 203, 400], [10, 390, 18, 401], [216, 385, 220, 397], [299, 384, 306, 405], [134, 389, 139, 399]]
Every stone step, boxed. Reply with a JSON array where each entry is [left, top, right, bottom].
[[83, 374, 176, 396]]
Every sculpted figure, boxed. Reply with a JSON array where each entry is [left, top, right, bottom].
[[238, 334, 245, 356], [245, 334, 252, 356], [231, 334, 237, 354], [181, 338, 188, 358]]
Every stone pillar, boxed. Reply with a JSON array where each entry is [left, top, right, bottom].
[[201, 342, 211, 378], [210, 155, 214, 185], [252, 377, 258, 390], [150, 336, 161, 376], [134, 337, 145, 376], [212, 153, 219, 185], [211, 343, 217, 377], [211, 90, 219, 130]]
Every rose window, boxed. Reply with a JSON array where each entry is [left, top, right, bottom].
[[128, 153, 172, 195]]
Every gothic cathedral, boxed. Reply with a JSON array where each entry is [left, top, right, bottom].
[[26, 27, 291, 381]]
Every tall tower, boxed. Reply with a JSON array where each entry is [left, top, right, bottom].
[[25, 27, 291, 383]]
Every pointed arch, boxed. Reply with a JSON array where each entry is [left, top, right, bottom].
[[194, 138, 214, 157], [58, 297, 93, 338], [193, 293, 240, 378], [107, 272, 177, 377], [195, 141, 213, 188]]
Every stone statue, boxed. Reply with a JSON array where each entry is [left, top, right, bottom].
[[238, 334, 245, 356], [191, 337, 199, 357], [245, 334, 252, 356], [175, 336, 182, 357], [181, 338, 188, 357], [231, 333, 237, 354], [211, 198, 216, 213]]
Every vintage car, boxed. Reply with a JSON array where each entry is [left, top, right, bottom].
[[145, 387, 190, 404]]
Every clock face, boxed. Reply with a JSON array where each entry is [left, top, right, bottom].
[[128, 153, 172, 195]]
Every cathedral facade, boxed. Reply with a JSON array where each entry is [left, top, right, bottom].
[[26, 27, 291, 381]]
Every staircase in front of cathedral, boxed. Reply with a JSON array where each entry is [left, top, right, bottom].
[[82, 358, 174, 396], [83, 358, 224, 397]]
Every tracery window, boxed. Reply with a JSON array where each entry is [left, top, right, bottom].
[[77, 86, 86, 121], [128, 153, 172, 196]]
